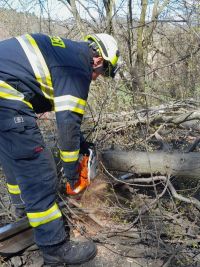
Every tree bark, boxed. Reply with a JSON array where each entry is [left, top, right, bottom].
[[58, 0, 86, 37], [134, 0, 147, 92], [103, 0, 115, 34], [101, 150, 200, 179]]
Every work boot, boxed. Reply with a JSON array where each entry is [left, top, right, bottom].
[[42, 240, 97, 266]]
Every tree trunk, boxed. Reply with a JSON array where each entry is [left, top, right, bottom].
[[134, 0, 147, 92], [103, 0, 115, 34], [101, 150, 200, 179], [58, 0, 86, 37]]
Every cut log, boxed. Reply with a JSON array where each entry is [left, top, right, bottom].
[[101, 150, 200, 178]]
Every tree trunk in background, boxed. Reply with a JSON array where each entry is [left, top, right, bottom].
[[103, 0, 115, 34], [127, 0, 133, 68], [58, 0, 86, 37], [134, 0, 147, 92], [133, 0, 170, 93]]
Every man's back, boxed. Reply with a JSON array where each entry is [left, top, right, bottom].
[[0, 33, 92, 114]]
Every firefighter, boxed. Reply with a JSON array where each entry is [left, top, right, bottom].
[[0, 33, 120, 265]]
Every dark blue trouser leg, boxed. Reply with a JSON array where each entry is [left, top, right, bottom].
[[0, 108, 66, 246], [0, 157, 25, 208]]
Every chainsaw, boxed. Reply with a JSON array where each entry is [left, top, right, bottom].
[[66, 148, 98, 195]]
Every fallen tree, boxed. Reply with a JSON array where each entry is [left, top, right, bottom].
[[101, 150, 200, 179]]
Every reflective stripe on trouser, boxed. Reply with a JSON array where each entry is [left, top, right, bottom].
[[6, 182, 25, 208], [0, 108, 66, 246], [7, 183, 21, 194], [60, 149, 79, 163], [27, 203, 62, 227], [1, 163, 25, 208]]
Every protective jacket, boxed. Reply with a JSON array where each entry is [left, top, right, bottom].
[[0, 33, 92, 180]]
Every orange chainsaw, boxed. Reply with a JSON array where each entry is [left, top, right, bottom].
[[66, 148, 98, 195]]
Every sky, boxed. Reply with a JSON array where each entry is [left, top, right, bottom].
[[0, 0, 198, 23], [0, 0, 151, 21]]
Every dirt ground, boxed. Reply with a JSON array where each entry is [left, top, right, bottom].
[[0, 168, 165, 267], [0, 242, 164, 267], [1, 166, 200, 267]]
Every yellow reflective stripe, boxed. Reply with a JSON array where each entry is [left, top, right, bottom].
[[0, 81, 33, 108], [60, 149, 79, 163], [54, 95, 86, 114], [7, 183, 21, 195], [16, 34, 54, 101], [27, 203, 62, 227]]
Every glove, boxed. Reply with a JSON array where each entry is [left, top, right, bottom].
[[64, 161, 79, 190], [80, 141, 95, 155], [67, 175, 79, 190]]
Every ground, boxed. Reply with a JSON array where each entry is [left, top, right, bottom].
[[0, 169, 165, 267], [0, 172, 200, 267], [1, 113, 200, 267]]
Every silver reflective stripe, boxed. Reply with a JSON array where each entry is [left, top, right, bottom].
[[27, 203, 62, 227], [29, 210, 60, 223], [16, 34, 54, 101], [0, 80, 33, 108], [54, 95, 86, 114], [0, 86, 23, 98]]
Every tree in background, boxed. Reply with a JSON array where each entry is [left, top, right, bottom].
[[0, 0, 199, 104]]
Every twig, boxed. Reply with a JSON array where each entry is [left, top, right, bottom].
[[167, 180, 200, 210], [68, 198, 104, 227], [165, 238, 200, 245], [58, 193, 104, 228], [129, 176, 200, 211], [162, 254, 175, 267], [186, 138, 200, 152], [103, 163, 200, 211]]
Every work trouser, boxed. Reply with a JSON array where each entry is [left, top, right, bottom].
[[0, 107, 66, 246]]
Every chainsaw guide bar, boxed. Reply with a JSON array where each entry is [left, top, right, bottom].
[[0, 202, 66, 256], [0, 217, 34, 256]]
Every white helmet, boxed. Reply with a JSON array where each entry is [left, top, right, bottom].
[[85, 33, 120, 78]]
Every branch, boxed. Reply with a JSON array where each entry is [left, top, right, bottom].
[[129, 176, 200, 211], [143, 45, 200, 78]]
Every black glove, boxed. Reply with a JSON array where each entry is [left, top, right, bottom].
[[64, 161, 79, 190], [80, 141, 95, 155], [67, 174, 79, 190]]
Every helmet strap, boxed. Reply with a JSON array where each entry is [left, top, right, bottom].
[[93, 65, 104, 74], [88, 41, 101, 58]]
